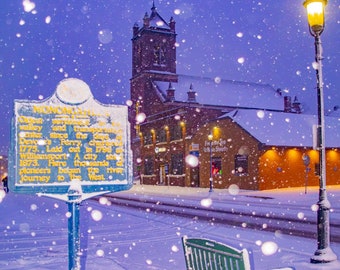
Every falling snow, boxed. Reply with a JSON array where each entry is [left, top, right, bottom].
[[1, 0, 340, 154], [1, 184, 340, 269], [1, 1, 340, 269]]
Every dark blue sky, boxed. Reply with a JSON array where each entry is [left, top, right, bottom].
[[1, 0, 339, 154]]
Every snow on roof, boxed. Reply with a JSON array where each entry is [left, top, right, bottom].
[[148, 6, 170, 30], [154, 74, 284, 111], [224, 109, 340, 148]]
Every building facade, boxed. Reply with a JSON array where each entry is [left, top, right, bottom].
[[129, 4, 340, 190], [0, 155, 8, 181]]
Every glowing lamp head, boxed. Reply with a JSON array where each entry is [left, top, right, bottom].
[[303, 0, 327, 35]]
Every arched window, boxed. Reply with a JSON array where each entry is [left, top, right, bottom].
[[156, 128, 167, 143], [171, 153, 183, 175], [153, 45, 166, 66], [170, 124, 182, 141]]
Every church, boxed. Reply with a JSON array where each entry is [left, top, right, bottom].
[[129, 3, 340, 190]]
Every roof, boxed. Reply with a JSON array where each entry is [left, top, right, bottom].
[[148, 4, 171, 30], [154, 74, 284, 111], [223, 109, 340, 148]]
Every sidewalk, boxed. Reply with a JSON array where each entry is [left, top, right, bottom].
[[114, 184, 340, 237], [117, 184, 340, 219], [122, 183, 340, 199], [113, 184, 340, 269], [114, 184, 340, 238], [112, 184, 340, 269]]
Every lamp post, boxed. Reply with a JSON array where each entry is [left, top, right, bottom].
[[208, 134, 213, 192], [303, 0, 337, 263]]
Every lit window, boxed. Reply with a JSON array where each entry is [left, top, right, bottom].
[[212, 157, 222, 175]]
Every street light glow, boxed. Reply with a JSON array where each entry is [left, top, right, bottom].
[[306, 2, 323, 24], [303, 0, 327, 34]]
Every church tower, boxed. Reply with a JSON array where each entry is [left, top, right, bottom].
[[131, 2, 177, 77], [129, 3, 178, 178], [130, 3, 177, 132]]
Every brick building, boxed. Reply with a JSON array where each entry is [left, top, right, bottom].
[[129, 4, 340, 190]]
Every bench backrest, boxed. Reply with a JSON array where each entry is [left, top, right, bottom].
[[182, 237, 251, 270]]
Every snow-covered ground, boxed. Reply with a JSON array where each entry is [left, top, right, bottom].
[[1, 184, 340, 270]]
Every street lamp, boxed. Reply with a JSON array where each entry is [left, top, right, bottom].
[[303, 0, 337, 263], [208, 134, 213, 192]]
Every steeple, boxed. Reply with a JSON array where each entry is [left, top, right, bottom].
[[148, 2, 171, 30], [152, 0, 156, 12]]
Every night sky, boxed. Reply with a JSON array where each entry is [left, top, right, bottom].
[[1, 0, 339, 155]]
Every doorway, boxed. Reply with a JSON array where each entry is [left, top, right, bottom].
[[190, 167, 200, 187]]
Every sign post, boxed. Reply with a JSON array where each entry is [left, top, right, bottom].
[[68, 199, 81, 270], [9, 78, 133, 269], [302, 154, 311, 194], [67, 180, 82, 270]]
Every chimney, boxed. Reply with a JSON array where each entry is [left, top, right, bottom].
[[292, 96, 302, 114], [143, 12, 150, 27], [284, 96, 291, 112], [276, 88, 283, 96], [133, 22, 139, 36], [166, 82, 175, 101], [187, 83, 197, 103]]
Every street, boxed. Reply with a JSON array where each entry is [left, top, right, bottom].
[[1, 186, 340, 269]]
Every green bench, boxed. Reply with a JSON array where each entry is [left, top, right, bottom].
[[182, 237, 295, 270], [182, 237, 251, 270]]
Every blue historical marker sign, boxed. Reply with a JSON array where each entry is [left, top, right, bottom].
[[9, 78, 133, 196]]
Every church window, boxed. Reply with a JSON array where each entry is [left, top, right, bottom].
[[153, 45, 166, 66]]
